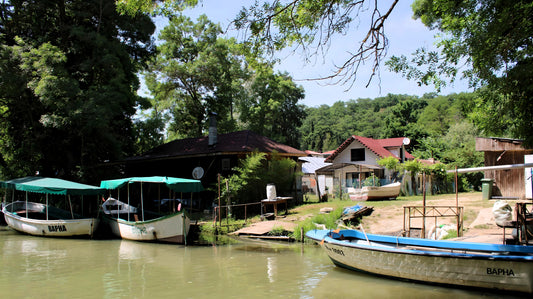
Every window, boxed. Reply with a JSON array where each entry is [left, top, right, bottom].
[[221, 158, 231, 171], [351, 148, 365, 162]]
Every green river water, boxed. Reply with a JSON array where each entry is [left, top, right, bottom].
[[0, 228, 521, 298]]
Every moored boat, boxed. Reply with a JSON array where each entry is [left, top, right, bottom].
[[349, 182, 401, 201], [306, 229, 533, 293], [0, 177, 103, 237], [99, 176, 204, 244]]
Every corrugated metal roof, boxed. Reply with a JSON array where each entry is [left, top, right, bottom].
[[299, 157, 331, 174]]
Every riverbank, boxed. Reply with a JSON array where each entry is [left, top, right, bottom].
[[232, 192, 512, 244]]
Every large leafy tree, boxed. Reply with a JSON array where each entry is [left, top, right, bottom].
[[239, 67, 306, 148], [382, 97, 428, 144], [116, 0, 198, 16], [0, 0, 155, 180], [388, 0, 533, 146], [145, 14, 249, 138]]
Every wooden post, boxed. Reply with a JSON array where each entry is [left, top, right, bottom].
[[218, 174, 221, 229], [315, 174, 321, 202], [455, 166, 460, 236], [226, 180, 229, 226], [422, 172, 426, 239]]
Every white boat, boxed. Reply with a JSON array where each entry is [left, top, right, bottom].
[[306, 229, 533, 293], [99, 176, 204, 244], [348, 182, 400, 201], [0, 177, 104, 238], [102, 197, 190, 243], [3, 201, 99, 237]]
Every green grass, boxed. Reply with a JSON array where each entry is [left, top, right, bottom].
[[291, 207, 344, 242], [199, 191, 483, 243]]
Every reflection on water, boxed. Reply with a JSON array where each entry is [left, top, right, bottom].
[[0, 229, 523, 298]]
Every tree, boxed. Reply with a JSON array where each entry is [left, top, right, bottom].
[[377, 156, 400, 182], [221, 152, 299, 217], [387, 0, 533, 146], [382, 97, 428, 143], [239, 67, 306, 148], [234, 0, 400, 87], [116, 0, 198, 16], [145, 14, 249, 139], [0, 0, 155, 181]]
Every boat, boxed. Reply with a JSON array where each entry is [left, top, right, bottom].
[[99, 176, 204, 244], [348, 182, 400, 201], [0, 177, 103, 237], [306, 229, 533, 293]]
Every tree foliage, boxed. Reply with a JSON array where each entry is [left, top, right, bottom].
[[234, 0, 399, 87], [146, 14, 248, 138], [0, 0, 155, 181], [387, 0, 533, 146], [116, 0, 198, 16], [221, 152, 299, 209], [238, 67, 306, 148], [145, 14, 307, 146]]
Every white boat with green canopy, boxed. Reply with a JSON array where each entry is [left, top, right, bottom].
[[1, 176, 104, 237], [99, 176, 204, 244]]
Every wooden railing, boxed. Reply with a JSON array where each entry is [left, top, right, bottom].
[[403, 205, 464, 238]]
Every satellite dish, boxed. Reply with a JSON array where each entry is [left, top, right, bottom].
[[403, 137, 411, 145], [192, 167, 204, 179]]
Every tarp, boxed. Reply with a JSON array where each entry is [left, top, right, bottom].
[[0, 176, 105, 196], [100, 176, 204, 193]]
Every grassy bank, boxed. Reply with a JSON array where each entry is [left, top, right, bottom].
[[199, 191, 488, 243]]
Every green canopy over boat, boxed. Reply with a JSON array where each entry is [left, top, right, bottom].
[[0, 176, 105, 196], [100, 176, 204, 193]]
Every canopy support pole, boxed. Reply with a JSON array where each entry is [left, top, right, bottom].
[[127, 184, 131, 222], [68, 195, 74, 219], [141, 183, 145, 221]]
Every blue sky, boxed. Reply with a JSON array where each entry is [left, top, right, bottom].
[[150, 0, 472, 107]]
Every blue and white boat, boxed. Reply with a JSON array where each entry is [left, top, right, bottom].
[[306, 229, 533, 293]]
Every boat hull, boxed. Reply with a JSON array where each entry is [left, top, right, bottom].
[[349, 182, 400, 201], [2, 202, 99, 237], [307, 229, 533, 293], [103, 212, 190, 244]]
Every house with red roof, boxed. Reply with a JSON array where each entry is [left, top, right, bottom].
[[320, 135, 414, 193]]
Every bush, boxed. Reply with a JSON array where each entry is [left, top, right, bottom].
[[293, 208, 344, 242]]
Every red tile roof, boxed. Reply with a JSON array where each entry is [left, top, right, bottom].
[[325, 135, 414, 163], [378, 137, 405, 147], [130, 130, 306, 161]]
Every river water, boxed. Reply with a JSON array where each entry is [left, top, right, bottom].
[[0, 228, 521, 298]]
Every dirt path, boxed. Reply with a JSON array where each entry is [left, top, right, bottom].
[[234, 193, 516, 244], [359, 193, 501, 238]]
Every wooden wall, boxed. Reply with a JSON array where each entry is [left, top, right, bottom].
[[476, 137, 533, 199]]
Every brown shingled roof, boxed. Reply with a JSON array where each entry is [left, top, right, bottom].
[[130, 130, 306, 161]]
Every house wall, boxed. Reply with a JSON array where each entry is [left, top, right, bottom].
[[330, 140, 391, 192], [332, 140, 380, 165], [388, 148, 400, 158]]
